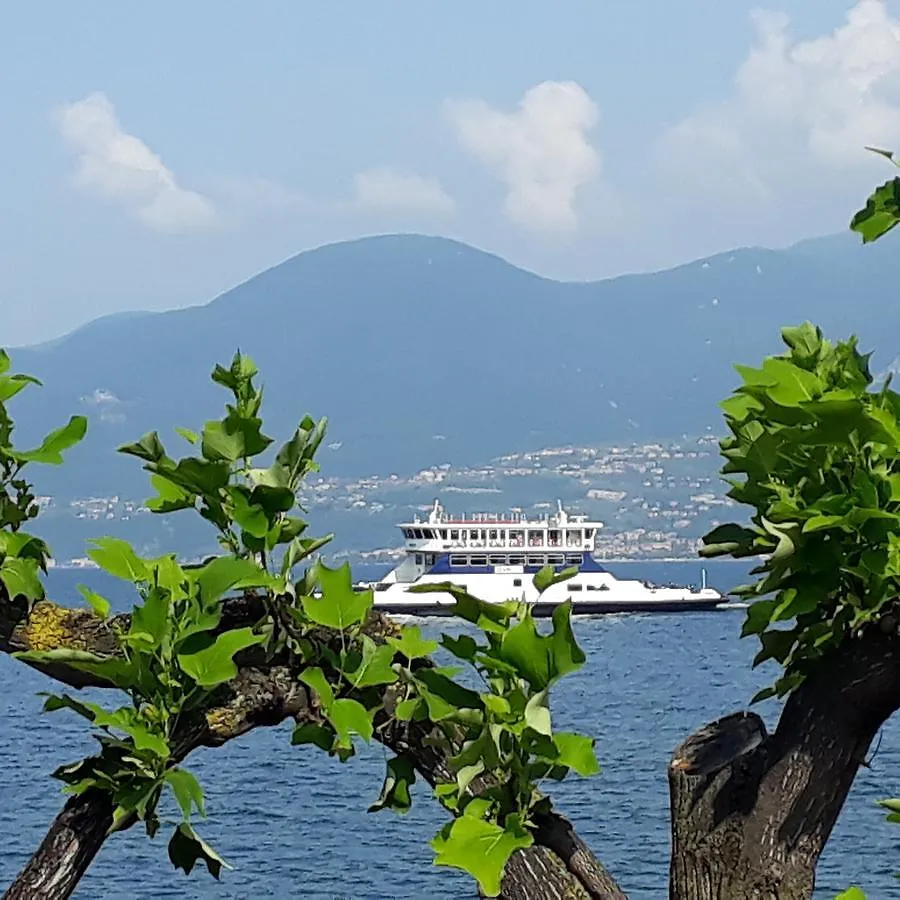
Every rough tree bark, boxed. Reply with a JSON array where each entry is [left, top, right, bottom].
[[668, 618, 900, 900], [4, 592, 899, 900]]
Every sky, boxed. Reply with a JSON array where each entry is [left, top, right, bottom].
[[2, 0, 900, 346]]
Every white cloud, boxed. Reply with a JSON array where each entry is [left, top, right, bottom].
[[660, 1, 900, 195], [55, 92, 216, 232], [445, 81, 600, 233], [353, 168, 455, 214]]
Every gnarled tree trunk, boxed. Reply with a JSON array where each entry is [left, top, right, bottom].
[[668, 622, 900, 899]]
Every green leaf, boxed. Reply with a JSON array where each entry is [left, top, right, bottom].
[[781, 322, 823, 361], [524, 689, 552, 735], [387, 625, 439, 660], [802, 514, 846, 533], [394, 698, 421, 721], [409, 583, 515, 633], [414, 668, 483, 722], [165, 767, 206, 820], [291, 723, 335, 751], [741, 598, 779, 637], [145, 473, 196, 514], [119, 431, 167, 464], [177, 627, 264, 688], [87, 538, 149, 583], [78, 585, 111, 619], [834, 888, 867, 900], [700, 523, 759, 557], [0, 556, 43, 602], [347, 635, 399, 688], [41, 694, 169, 756], [129, 587, 170, 650], [550, 732, 601, 776], [368, 755, 417, 814], [299, 667, 335, 710], [431, 815, 533, 897], [0, 372, 40, 402], [15, 649, 136, 690], [228, 487, 269, 538], [300, 562, 372, 631], [168, 823, 231, 879], [850, 176, 900, 243], [498, 602, 584, 690], [533, 564, 578, 594], [12, 416, 87, 465], [327, 698, 374, 748], [440, 633, 480, 661], [193, 555, 273, 606]]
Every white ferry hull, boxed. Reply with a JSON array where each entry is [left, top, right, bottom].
[[366, 573, 723, 616]]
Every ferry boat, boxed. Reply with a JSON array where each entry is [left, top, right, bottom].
[[364, 500, 723, 616]]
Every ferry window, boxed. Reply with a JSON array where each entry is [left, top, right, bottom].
[[509, 530, 524, 546], [403, 529, 413, 539], [528, 530, 543, 546], [413, 529, 423, 539], [566, 554, 582, 565], [415, 554, 423, 565], [548, 554, 564, 565], [585, 529, 595, 539], [450, 555, 466, 566], [548, 529, 560, 546], [508, 555, 524, 565], [513, 578, 522, 587], [489, 555, 505, 565], [440, 529, 448, 539], [570, 584, 583, 591], [375, 583, 390, 592], [527, 555, 545, 566], [566, 529, 582, 545], [470, 556, 487, 566], [489, 529, 498, 541], [450, 529, 459, 540]]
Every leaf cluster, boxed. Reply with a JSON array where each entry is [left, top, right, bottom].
[[701, 322, 900, 700], [0, 350, 85, 606]]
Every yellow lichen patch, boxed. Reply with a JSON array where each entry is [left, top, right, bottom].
[[205, 704, 242, 739], [20, 602, 75, 652]]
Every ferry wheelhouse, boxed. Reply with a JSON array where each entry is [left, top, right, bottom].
[[366, 500, 723, 616]]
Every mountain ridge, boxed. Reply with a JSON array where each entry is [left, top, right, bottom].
[[10, 229, 900, 502]]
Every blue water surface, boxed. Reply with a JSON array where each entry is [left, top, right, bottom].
[[1, 561, 898, 899]]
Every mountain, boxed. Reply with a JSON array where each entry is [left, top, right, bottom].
[[10, 231, 900, 501]]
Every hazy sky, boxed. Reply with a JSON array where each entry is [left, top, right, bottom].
[[3, 0, 899, 345]]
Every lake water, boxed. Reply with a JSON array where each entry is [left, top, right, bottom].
[[0, 561, 897, 899]]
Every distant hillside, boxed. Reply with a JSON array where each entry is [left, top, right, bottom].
[[11, 231, 900, 501]]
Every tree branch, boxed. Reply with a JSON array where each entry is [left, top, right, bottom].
[[2, 593, 629, 899], [4, 664, 309, 900]]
